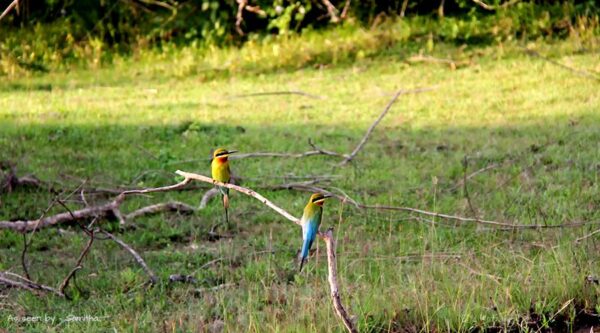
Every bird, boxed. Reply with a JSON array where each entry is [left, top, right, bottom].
[[298, 193, 331, 272], [211, 148, 237, 226]]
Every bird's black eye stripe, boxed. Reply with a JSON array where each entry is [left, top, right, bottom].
[[312, 195, 324, 202], [215, 151, 229, 157]]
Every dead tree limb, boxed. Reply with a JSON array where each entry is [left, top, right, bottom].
[[101, 230, 159, 284], [173, 170, 357, 333], [339, 87, 435, 166], [0, 178, 192, 232], [0, 272, 63, 297]]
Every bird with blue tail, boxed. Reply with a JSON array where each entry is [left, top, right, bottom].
[[298, 193, 332, 272], [211, 148, 237, 226]]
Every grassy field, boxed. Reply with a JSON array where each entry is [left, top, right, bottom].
[[1, 34, 599, 332]]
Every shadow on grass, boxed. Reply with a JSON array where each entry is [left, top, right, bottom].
[[1, 115, 599, 331]]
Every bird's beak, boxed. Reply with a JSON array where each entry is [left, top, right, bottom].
[[323, 194, 333, 199], [227, 150, 238, 155]]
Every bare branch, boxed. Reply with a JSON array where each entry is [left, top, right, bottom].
[[173, 170, 356, 332], [471, 0, 520, 11], [235, 0, 247, 35], [175, 170, 300, 225], [199, 188, 220, 209], [524, 49, 600, 82], [339, 87, 436, 166], [0, 272, 63, 297], [101, 230, 159, 284], [322, 229, 357, 333], [59, 233, 95, 294], [0, 0, 18, 22], [226, 90, 326, 100], [20, 234, 30, 280], [575, 228, 600, 243], [340, 0, 351, 19], [125, 201, 195, 220], [359, 204, 600, 229], [0, 179, 192, 232], [471, 0, 494, 10]]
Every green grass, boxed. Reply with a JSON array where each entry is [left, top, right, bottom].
[[1, 33, 600, 332]]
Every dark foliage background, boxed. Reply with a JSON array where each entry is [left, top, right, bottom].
[[0, 0, 598, 75]]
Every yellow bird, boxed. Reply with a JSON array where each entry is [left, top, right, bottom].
[[211, 148, 237, 225]]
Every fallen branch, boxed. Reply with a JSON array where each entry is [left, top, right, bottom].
[[339, 87, 435, 166], [101, 230, 159, 284], [0, 272, 63, 297], [194, 283, 236, 294], [227, 90, 325, 100], [360, 204, 600, 229], [575, 228, 600, 243], [0, 179, 192, 232], [125, 201, 195, 220], [169, 274, 198, 284]]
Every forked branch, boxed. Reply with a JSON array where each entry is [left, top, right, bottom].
[[174, 170, 357, 333], [339, 87, 436, 166]]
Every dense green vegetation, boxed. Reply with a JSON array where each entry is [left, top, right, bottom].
[[1, 1, 598, 77], [1, 23, 599, 330]]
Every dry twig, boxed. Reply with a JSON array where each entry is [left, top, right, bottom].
[[227, 90, 325, 100], [322, 228, 357, 333], [101, 230, 159, 284], [339, 87, 435, 166], [524, 49, 600, 82], [0, 272, 63, 297]]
